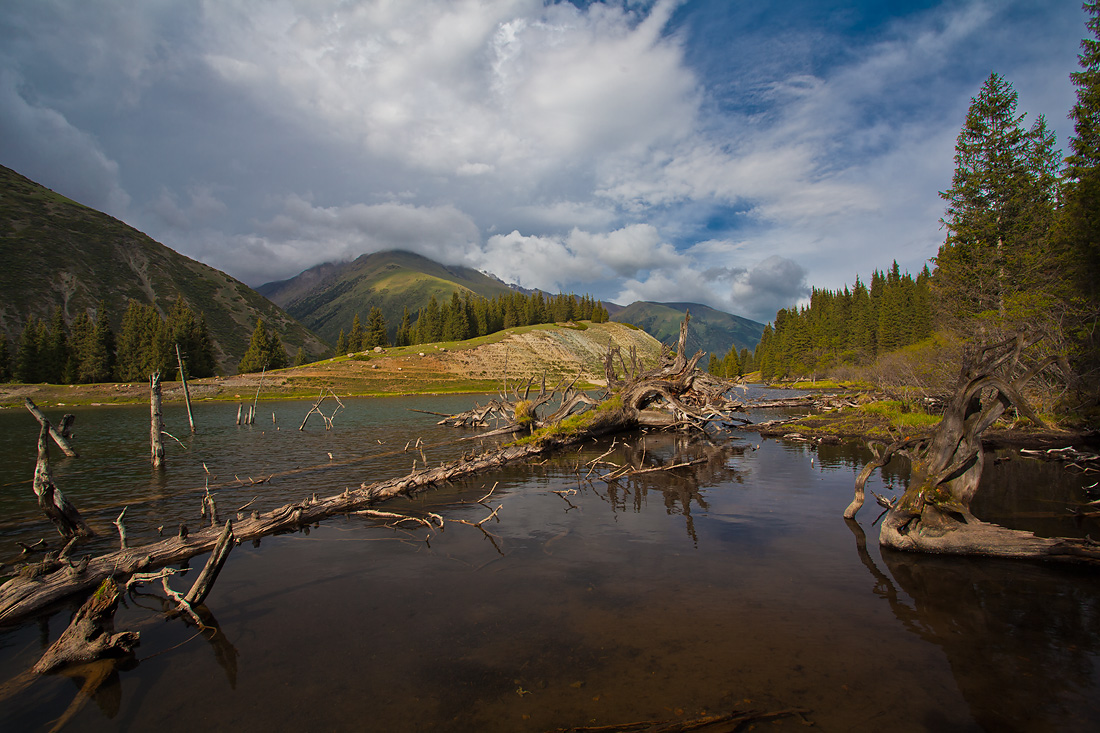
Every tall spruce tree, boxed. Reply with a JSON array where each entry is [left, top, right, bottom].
[[936, 72, 1058, 326]]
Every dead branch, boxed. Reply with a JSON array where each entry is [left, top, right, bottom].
[[24, 398, 78, 458]]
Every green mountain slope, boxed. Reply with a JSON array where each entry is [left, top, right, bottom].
[[612, 301, 764, 357], [258, 250, 517, 344], [0, 164, 327, 372]]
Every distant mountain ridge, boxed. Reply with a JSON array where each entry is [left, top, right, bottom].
[[612, 301, 764, 357], [260, 251, 763, 356], [259, 250, 518, 344], [0, 164, 327, 372]]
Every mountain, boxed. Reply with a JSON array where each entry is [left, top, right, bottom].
[[612, 301, 764, 357], [258, 249, 517, 344], [0, 164, 327, 372]]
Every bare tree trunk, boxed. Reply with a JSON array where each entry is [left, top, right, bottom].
[[150, 371, 164, 469], [33, 424, 93, 539], [176, 343, 195, 434]]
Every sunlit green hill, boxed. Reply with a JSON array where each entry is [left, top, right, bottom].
[[258, 249, 517, 344]]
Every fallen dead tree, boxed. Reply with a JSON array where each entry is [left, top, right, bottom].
[[845, 333, 1100, 565], [0, 407, 628, 625], [0, 312, 740, 624], [439, 312, 749, 440]]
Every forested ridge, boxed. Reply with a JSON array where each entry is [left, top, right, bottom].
[[753, 4, 1100, 406], [330, 290, 610, 355]]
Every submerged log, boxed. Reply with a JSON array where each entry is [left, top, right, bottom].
[[847, 333, 1100, 565], [32, 578, 138, 674]]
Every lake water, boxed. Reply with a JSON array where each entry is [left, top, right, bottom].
[[0, 392, 1097, 732]]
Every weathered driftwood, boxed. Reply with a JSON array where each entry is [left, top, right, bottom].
[[25, 398, 78, 458], [183, 520, 234, 606], [0, 416, 625, 625], [32, 578, 139, 674], [441, 312, 747, 439], [847, 334, 1100, 565], [33, 425, 93, 540], [299, 388, 344, 430]]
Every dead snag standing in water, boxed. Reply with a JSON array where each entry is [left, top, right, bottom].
[[33, 424, 93, 540], [846, 333, 1100, 564], [25, 398, 79, 458]]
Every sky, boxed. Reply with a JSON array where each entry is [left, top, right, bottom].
[[0, 0, 1088, 323]]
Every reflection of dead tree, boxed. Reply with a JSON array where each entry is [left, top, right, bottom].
[[846, 333, 1100, 564], [299, 388, 345, 430]]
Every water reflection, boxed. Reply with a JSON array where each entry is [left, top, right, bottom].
[[0, 395, 1098, 732], [847, 518, 1100, 731]]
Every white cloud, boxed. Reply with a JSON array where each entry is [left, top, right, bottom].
[[180, 195, 481, 284], [475, 223, 683, 292]]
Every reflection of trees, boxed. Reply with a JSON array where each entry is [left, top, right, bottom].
[[846, 519, 1100, 730], [592, 434, 743, 544]]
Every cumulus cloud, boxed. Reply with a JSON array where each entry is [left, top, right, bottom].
[[0, 0, 1084, 325], [475, 223, 683, 292], [185, 196, 482, 285]]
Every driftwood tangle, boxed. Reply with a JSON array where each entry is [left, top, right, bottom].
[[847, 333, 1100, 564], [0, 313, 741, 625]]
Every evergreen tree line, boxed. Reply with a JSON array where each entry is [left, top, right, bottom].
[[753, 263, 933, 380], [0, 298, 216, 384], [707, 344, 755, 379], [332, 291, 610, 353], [752, 4, 1100, 386]]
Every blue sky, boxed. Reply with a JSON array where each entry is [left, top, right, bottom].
[[0, 0, 1087, 322]]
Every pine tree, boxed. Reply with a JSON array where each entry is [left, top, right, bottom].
[[348, 313, 364, 352], [1055, 1, 1100, 379], [393, 308, 410, 347], [294, 347, 307, 367], [935, 72, 1056, 325], [15, 317, 41, 383], [366, 306, 388, 348], [335, 329, 347, 355], [238, 319, 273, 373], [707, 353, 719, 375]]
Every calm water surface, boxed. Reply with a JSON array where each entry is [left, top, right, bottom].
[[0, 392, 1097, 732]]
